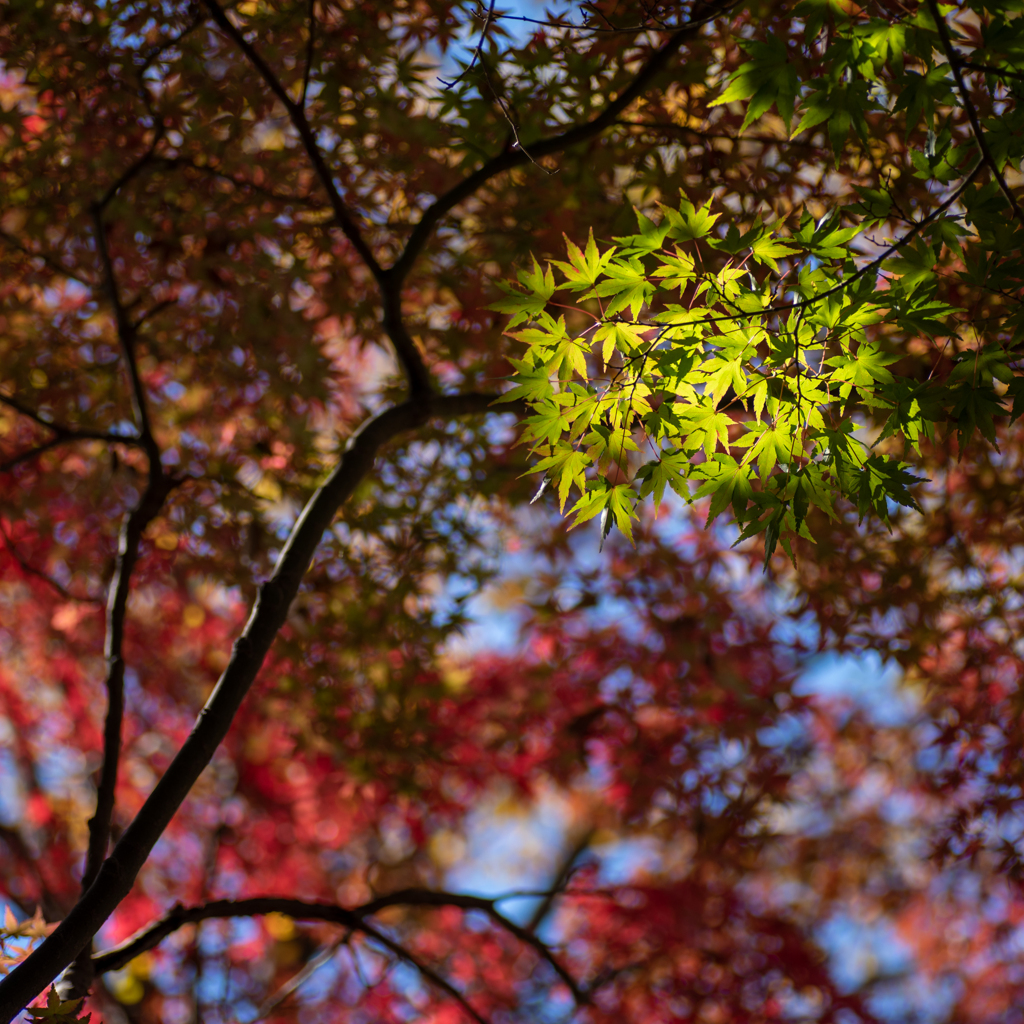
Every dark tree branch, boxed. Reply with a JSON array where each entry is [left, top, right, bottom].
[[254, 933, 349, 1021], [199, 0, 380, 275], [151, 155, 327, 208], [0, 230, 94, 290], [388, 0, 737, 288], [440, 0, 497, 90], [0, 520, 100, 604], [0, 391, 516, 1022], [0, 437, 64, 473], [90, 887, 582, 1007], [958, 59, 1024, 83], [927, 0, 1024, 228], [91, 207, 161, 467], [199, 0, 433, 396], [0, 393, 139, 451], [55, 169, 174, 1002], [525, 829, 593, 934], [356, 918, 490, 1024]]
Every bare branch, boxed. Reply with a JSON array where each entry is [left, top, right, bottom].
[[927, 0, 1024, 228], [199, 0, 433, 395], [54, 162, 174, 1002], [0, 520, 100, 604], [90, 887, 583, 1014], [199, 0, 380, 276], [91, 206, 160, 466], [254, 934, 349, 1022], [440, 0, 497, 90], [0, 393, 139, 450], [0, 391, 516, 1021], [0, 437, 64, 473], [356, 919, 490, 1024], [389, 0, 738, 288], [958, 59, 1024, 83], [526, 829, 594, 934]]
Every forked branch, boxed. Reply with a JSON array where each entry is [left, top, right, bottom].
[[926, 0, 1024, 228], [199, 0, 433, 395], [90, 888, 583, 1010], [0, 391, 515, 1022], [389, 0, 739, 287]]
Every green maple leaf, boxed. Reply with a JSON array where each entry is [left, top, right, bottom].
[[530, 445, 591, 511], [635, 449, 692, 510], [678, 403, 732, 457], [592, 257, 655, 320], [552, 229, 616, 292], [709, 36, 799, 130], [826, 342, 897, 397], [691, 454, 755, 524]]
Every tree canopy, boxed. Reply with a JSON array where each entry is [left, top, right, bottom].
[[2, 0, 1024, 1022]]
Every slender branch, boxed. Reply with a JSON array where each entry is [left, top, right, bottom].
[[440, 0, 497, 90], [199, 0, 433, 395], [0, 229, 95, 290], [958, 59, 1024, 83], [0, 393, 139, 450], [389, 0, 737, 288], [0, 520, 100, 604], [254, 934, 348, 1021], [927, 0, 1024, 228], [356, 918, 490, 1024], [90, 887, 582, 1007], [0, 437, 64, 473], [199, 0, 379, 276], [55, 165, 173, 1002], [91, 207, 160, 466], [608, 157, 986, 332], [0, 391, 515, 1022], [525, 829, 593, 934]]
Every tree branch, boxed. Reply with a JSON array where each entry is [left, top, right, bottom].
[[55, 182, 174, 1002], [0, 520, 100, 604], [199, 0, 433, 395], [90, 887, 583, 1007], [927, 0, 1024, 228], [355, 918, 490, 1024], [0, 391, 515, 1022], [0, 393, 142, 451], [388, 0, 737, 288]]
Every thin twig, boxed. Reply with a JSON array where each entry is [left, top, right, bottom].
[[356, 919, 490, 1024], [525, 829, 594, 934], [440, 0, 498, 90], [0, 393, 138, 449], [0, 524, 94, 602], [90, 887, 584, 1004], [199, 0, 380, 276], [0, 392, 516, 1020], [926, 0, 1024, 228], [253, 933, 348, 1021], [958, 59, 1024, 84], [390, 0, 739, 288], [200, 0, 433, 395]]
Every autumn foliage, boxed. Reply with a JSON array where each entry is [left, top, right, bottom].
[[2, 0, 1024, 1022]]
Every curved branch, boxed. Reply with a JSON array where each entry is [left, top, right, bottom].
[[926, 0, 1024, 228], [388, 0, 737, 288], [199, 0, 433, 395], [0, 393, 143, 454], [0, 391, 515, 1022], [90, 888, 583, 1006]]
